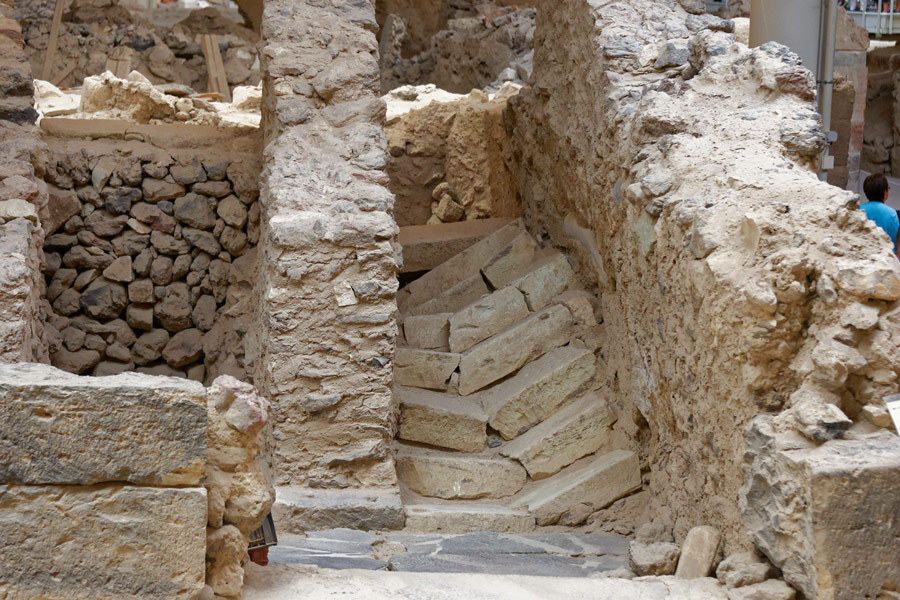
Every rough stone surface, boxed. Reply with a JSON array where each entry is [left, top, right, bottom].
[[629, 542, 681, 577], [273, 487, 405, 534], [394, 348, 461, 391], [726, 580, 796, 600], [397, 386, 488, 452], [716, 553, 777, 589], [404, 313, 451, 350], [448, 286, 530, 353], [396, 445, 527, 500], [403, 505, 536, 534], [0, 484, 207, 600], [675, 526, 722, 579]]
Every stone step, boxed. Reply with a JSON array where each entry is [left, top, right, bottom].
[[396, 386, 488, 453], [511, 450, 641, 526], [405, 218, 526, 311], [407, 273, 490, 318], [481, 345, 596, 439], [458, 304, 575, 396], [480, 231, 539, 289], [448, 286, 530, 353], [404, 313, 451, 351], [403, 503, 536, 534], [395, 444, 527, 500], [272, 486, 405, 534], [398, 218, 514, 274], [394, 348, 460, 391], [499, 391, 614, 480], [511, 250, 577, 311]]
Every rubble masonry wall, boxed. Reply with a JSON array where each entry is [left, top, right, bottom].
[[0, 0, 49, 365], [256, 0, 401, 493], [508, 0, 900, 552], [39, 124, 262, 382]]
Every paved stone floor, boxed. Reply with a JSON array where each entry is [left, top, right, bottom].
[[266, 529, 630, 576]]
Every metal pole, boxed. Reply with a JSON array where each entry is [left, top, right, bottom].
[[818, 0, 838, 181]]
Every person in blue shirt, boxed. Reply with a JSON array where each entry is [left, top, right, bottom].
[[860, 173, 899, 255]]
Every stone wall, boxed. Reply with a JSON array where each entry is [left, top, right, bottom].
[[507, 0, 900, 556], [0, 0, 49, 365], [257, 0, 403, 528], [39, 124, 261, 382]]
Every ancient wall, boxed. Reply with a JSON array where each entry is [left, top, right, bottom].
[[39, 123, 261, 383], [508, 0, 900, 557], [0, 0, 50, 365], [257, 0, 403, 530]]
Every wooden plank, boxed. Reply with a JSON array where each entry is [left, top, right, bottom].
[[51, 63, 75, 87], [41, 0, 66, 82], [105, 47, 132, 78], [199, 34, 231, 102]]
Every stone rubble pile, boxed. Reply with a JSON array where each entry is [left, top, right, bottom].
[[393, 219, 642, 533], [41, 139, 260, 382], [14, 0, 260, 92]]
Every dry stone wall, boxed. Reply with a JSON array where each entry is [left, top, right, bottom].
[[257, 0, 402, 526], [0, 0, 49, 365], [40, 126, 262, 383], [507, 0, 900, 558]]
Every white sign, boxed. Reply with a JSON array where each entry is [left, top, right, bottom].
[[884, 396, 900, 435]]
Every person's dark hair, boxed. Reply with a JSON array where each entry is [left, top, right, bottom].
[[864, 173, 890, 203]]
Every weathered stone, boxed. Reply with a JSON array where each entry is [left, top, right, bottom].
[[194, 180, 232, 198], [0, 363, 206, 485], [51, 348, 101, 374], [132, 329, 170, 365], [217, 195, 247, 228], [175, 193, 216, 229], [500, 392, 613, 479], [45, 186, 81, 234], [163, 328, 204, 368], [397, 386, 488, 452], [273, 487, 404, 534], [85, 209, 128, 237], [834, 261, 900, 301], [404, 313, 451, 350], [127, 304, 154, 331], [740, 419, 900, 600], [73, 268, 98, 291], [62, 326, 86, 352], [220, 226, 248, 256], [553, 289, 598, 327], [434, 194, 465, 222], [675, 526, 722, 579], [792, 396, 852, 442], [93, 360, 135, 377], [151, 255, 174, 286], [726, 580, 796, 600], [192, 294, 217, 331], [156, 293, 193, 332], [170, 160, 207, 185], [103, 255, 134, 282], [0, 198, 37, 222], [629, 541, 681, 576], [0, 484, 206, 600], [513, 252, 577, 311], [103, 186, 141, 215], [512, 450, 641, 525], [403, 504, 536, 534], [458, 304, 574, 396], [134, 248, 153, 276], [47, 268, 77, 301], [396, 445, 527, 499], [449, 286, 530, 353], [716, 552, 778, 589], [151, 230, 191, 255], [481, 231, 539, 289], [52, 287, 81, 315], [129, 278, 155, 303], [173, 254, 192, 280], [839, 302, 880, 330], [183, 226, 222, 255], [206, 525, 245, 597], [408, 273, 491, 317], [105, 342, 132, 362], [80, 277, 127, 320], [131, 201, 176, 233], [394, 348, 461, 390], [143, 178, 186, 203]]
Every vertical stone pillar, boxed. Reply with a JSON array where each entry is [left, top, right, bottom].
[[257, 0, 404, 530]]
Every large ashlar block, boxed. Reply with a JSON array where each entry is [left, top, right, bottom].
[[398, 218, 513, 273], [396, 444, 527, 500], [512, 450, 641, 526], [513, 251, 576, 311], [458, 304, 575, 396], [448, 286, 530, 353], [406, 218, 525, 309], [500, 392, 613, 479], [0, 363, 206, 486], [741, 419, 900, 600], [407, 273, 490, 317], [483, 345, 596, 439], [0, 484, 207, 600], [397, 386, 488, 452], [480, 231, 539, 289], [273, 486, 405, 534], [404, 313, 452, 350], [394, 348, 461, 390]]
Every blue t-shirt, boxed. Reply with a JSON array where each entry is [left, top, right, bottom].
[[861, 201, 899, 254]]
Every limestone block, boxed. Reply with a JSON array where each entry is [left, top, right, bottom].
[[206, 525, 246, 598], [0, 484, 206, 600], [406, 218, 525, 308], [458, 304, 575, 396], [484, 345, 595, 439], [480, 231, 538, 289], [740, 418, 900, 600], [394, 347, 460, 391], [273, 486, 405, 534], [407, 273, 490, 317], [397, 386, 488, 452], [675, 526, 722, 579], [404, 504, 536, 534], [726, 580, 796, 600], [404, 313, 451, 350], [398, 219, 513, 273], [396, 445, 527, 499], [716, 552, 778, 589], [553, 289, 598, 327], [512, 251, 576, 311], [629, 541, 681, 576], [0, 363, 206, 485], [500, 392, 613, 479], [448, 286, 530, 353], [512, 450, 641, 526]]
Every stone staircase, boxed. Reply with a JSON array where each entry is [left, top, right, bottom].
[[394, 219, 641, 533]]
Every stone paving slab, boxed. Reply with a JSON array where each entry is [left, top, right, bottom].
[[387, 551, 627, 577]]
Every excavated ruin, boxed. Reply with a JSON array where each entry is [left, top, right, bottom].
[[3, 0, 900, 598]]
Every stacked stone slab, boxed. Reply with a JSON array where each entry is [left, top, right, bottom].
[[258, 0, 403, 532], [0, 363, 208, 599], [395, 219, 641, 533], [40, 132, 261, 384], [0, 0, 49, 365]]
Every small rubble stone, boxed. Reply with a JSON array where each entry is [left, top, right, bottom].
[[726, 580, 796, 600], [192, 295, 217, 331], [175, 193, 216, 229], [131, 202, 176, 233], [717, 552, 778, 589], [156, 294, 193, 332], [80, 278, 127, 320], [194, 181, 232, 198], [675, 526, 722, 579], [52, 288, 81, 316], [220, 226, 247, 256], [183, 227, 221, 255], [150, 256, 174, 286], [170, 160, 207, 185], [629, 541, 681, 576], [128, 279, 155, 303], [163, 328, 204, 368], [216, 195, 247, 228], [132, 329, 170, 365], [127, 304, 154, 331], [103, 256, 134, 283], [51, 348, 102, 374]]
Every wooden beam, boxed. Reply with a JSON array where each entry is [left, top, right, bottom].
[[41, 0, 66, 82], [51, 63, 75, 87], [199, 34, 231, 102]]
